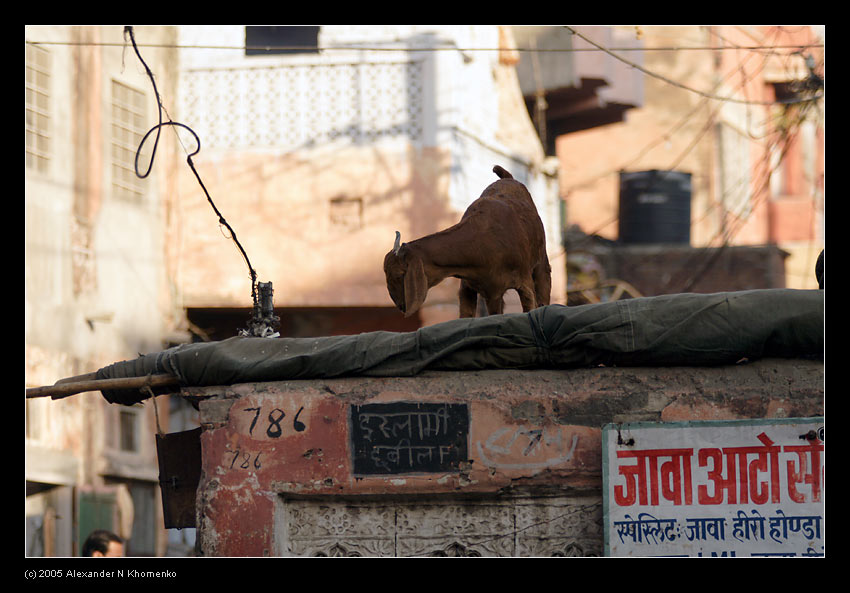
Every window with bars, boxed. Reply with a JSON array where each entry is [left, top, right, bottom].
[[111, 80, 147, 201], [25, 43, 50, 173]]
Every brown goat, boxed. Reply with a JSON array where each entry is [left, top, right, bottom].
[[384, 165, 551, 318]]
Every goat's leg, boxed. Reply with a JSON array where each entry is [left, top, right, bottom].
[[484, 295, 506, 315], [516, 283, 538, 312], [533, 261, 552, 307], [458, 281, 478, 318]]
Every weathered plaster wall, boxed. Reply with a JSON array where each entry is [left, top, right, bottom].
[[186, 359, 823, 556]]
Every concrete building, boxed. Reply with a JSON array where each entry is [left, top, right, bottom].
[[25, 25, 186, 556], [172, 25, 566, 338], [547, 26, 823, 293]]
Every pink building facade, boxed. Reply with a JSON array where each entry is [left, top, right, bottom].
[[556, 26, 823, 290]]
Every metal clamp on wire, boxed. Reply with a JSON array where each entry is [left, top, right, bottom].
[[240, 281, 281, 338]]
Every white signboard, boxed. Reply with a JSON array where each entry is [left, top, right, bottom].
[[603, 418, 824, 557]]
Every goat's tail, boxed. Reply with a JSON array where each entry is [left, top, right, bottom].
[[493, 165, 513, 179]]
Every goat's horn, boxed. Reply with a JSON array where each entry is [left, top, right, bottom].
[[493, 165, 513, 179], [393, 231, 402, 255]]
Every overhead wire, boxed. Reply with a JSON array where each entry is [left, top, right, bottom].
[[32, 26, 821, 293], [563, 26, 823, 107], [563, 25, 789, 197], [123, 26, 261, 310], [673, 78, 822, 291], [676, 118, 805, 292], [686, 36, 822, 245], [25, 37, 821, 54], [26, 28, 823, 112], [563, 28, 773, 249], [670, 27, 783, 229], [561, 26, 823, 291], [659, 28, 821, 291]]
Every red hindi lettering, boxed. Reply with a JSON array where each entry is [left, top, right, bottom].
[[698, 433, 783, 505], [698, 448, 736, 505], [614, 448, 694, 507], [785, 439, 824, 503], [748, 433, 782, 504], [614, 450, 646, 506], [660, 450, 694, 505]]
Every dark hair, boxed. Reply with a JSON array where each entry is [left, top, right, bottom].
[[82, 529, 123, 557]]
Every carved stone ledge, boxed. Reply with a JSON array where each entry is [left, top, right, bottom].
[[277, 495, 602, 557]]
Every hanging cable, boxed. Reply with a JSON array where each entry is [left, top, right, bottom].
[[124, 26, 279, 338]]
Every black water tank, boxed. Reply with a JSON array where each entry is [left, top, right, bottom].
[[618, 170, 692, 245]]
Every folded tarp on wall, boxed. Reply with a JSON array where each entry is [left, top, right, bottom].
[[96, 288, 824, 405]]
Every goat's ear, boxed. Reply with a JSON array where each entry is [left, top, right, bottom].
[[403, 255, 428, 318]]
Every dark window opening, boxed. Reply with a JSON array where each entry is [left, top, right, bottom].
[[245, 26, 320, 55], [187, 306, 420, 343], [118, 410, 138, 452]]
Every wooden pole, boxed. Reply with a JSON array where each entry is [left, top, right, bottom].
[[25, 373, 180, 400]]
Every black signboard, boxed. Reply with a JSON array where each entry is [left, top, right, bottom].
[[350, 402, 469, 475]]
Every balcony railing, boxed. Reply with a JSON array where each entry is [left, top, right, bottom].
[[179, 59, 425, 151]]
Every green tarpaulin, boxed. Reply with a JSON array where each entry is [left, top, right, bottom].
[[96, 289, 824, 405]]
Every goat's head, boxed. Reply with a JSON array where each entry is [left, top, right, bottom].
[[383, 231, 428, 318]]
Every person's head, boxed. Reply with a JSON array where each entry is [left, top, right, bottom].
[[82, 530, 125, 557]]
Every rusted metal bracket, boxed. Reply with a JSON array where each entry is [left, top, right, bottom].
[[156, 427, 203, 529]]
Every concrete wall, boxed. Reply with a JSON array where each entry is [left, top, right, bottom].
[[571, 243, 790, 298], [185, 358, 823, 556]]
